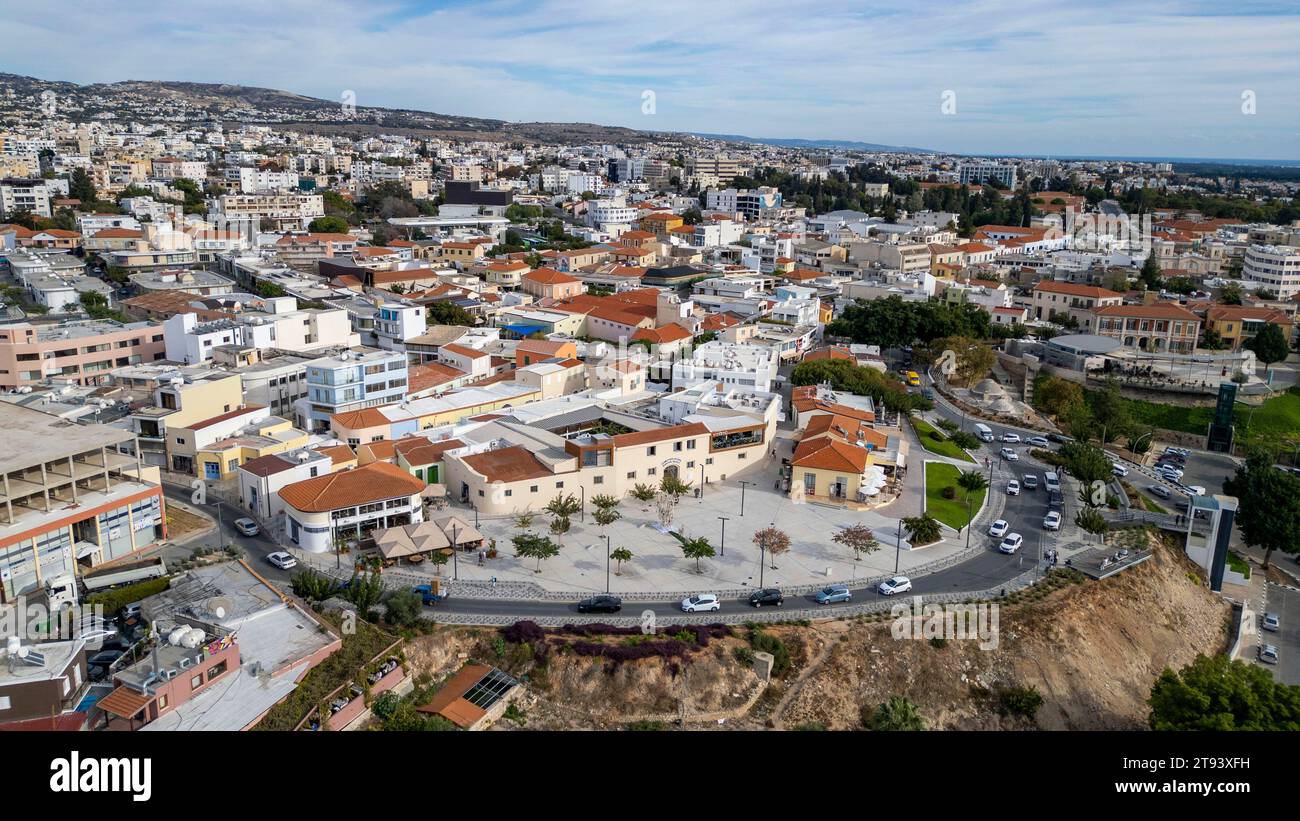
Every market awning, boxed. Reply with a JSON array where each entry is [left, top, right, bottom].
[[433, 514, 482, 546], [420, 483, 448, 499], [375, 521, 452, 559]]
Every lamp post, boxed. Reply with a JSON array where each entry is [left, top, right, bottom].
[[965, 493, 974, 549], [758, 542, 765, 588], [895, 518, 903, 573], [580, 485, 585, 523], [605, 533, 610, 594], [739, 480, 754, 516], [717, 516, 729, 557], [699, 463, 705, 498], [452, 523, 459, 582]]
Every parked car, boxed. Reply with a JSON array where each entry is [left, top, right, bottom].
[[1047, 433, 1072, 444], [1043, 511, 1062, 531], [1164, 447, 1190, 458], [1000, 432, 1021, 443], [1006, 479, 1020, 496], [748, 588, 785, 607], [233, 517, 260, 537], [1262, 612, 1280, 632], [1147, 484, 1171, 499], [1111, 463, 1129, 477], [1156, 465, 1184, 480], [681, 593, 720, 613], [1181, 484, 1206, 496], [878, 576, 912, 596], [1258, 644, 1280, 665], [988, 519, 1010, 538], [999, 447, 1019, 461], [998, 533, 1024, 554], [815, 585, 852, 605], [266, 551, 298, 570], [1026, 436, 1050, 448], [1022, 474, 1038, 490], [576, 595, 622, 613]]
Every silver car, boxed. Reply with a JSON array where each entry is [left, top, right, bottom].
[[1258, 644, 1279, 665]]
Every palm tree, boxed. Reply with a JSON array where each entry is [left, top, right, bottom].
[[901, 514, 942, 546], [956, 469, 989, 501], [610, 547, 633, 575], [867, 696, 927, 731]]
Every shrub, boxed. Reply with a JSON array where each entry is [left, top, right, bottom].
[[84, 577, 170, 614], [371, 691, 401, 720], [936, 418, 959, 433], [382, 588, 424, 628], [627, 720, 667, 731], [996, 685, 1044, 718], [941, 485, 958, 500], [502, 621, 546, 644], [733, 646, 755, 666], [747, 629, 791, 678]]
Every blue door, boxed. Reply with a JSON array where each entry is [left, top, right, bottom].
[[204, 463, 220, 480]]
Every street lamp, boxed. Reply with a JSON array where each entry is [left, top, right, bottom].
[[580, 485, 585, 523], [452, 523, 459, 581], [699, 463, 705, 498], [717, 516, 729, 557], [739, 480, 754, 516], [894, 518, 903, 573], [605, 533, 610, 594]]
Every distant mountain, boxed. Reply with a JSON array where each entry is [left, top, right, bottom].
[[687, 132, 934, 154], [0, 73, 925, 152]]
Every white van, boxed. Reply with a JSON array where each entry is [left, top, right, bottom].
[[974, 423, 994, 442], [1043, 472, 1061, 493]]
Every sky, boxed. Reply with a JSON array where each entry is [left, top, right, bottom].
[[3, 0, 1299, 160]]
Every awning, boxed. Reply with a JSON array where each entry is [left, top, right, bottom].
[[433, 514, 482, 546], [375, 521, 451, 559], [97, 686, 151, 719], [420, 483, 448, 499]]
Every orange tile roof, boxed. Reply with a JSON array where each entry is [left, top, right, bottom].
[[416, 663, 492, 728], [278, 461, 424, 512], [1093, 303, 1200, 321], [441, 343, 488, 359], [331, 407, 390, 430], [460, 445, 552, 483], [1032, 281, 1124, 299], [313, 444, 357, 465], [631, 323, 693, 344], [523, 267, 580, 285], [395, 436, 465, 465], [792, 437, 870, 473]]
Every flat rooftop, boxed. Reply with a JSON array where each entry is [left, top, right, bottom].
[[0, 404, 135, 473]]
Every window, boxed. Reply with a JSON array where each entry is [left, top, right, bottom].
[[686, 461, 695, 469], [158, 694, 168, 710], [478, 489, 484, 497], [191, 674, 202, 690], [530, 485, 538, 493], [673, 442, 683, 452], [647, 468, 657, 476], [647, 446, 656, 456], [594, 476, 604, 485], [626, 471, 636, 479], [175, 437, 184, 444], [207, 660, 228, 680], [687, 439, 696, 450], [0, 696, 10, 711], [706, 458, 714, 465]]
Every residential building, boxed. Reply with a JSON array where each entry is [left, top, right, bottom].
[[1243, 244, 1300, 298], [1090, 303, 1202, 353], [1029, 281, 1125, 326], [278, 461, 426, 552], [299, 349, 409, 433], [0, 319, 167, 390]]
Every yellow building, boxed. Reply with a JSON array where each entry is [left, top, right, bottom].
[[194, 417, 310, 481]]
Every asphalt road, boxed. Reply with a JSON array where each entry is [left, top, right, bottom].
[[1259, 583, 1300, 686]]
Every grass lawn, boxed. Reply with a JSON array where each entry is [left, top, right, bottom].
[[924, 461, 987, 530], [1084, 385, 1300, 446], [1227, 550, 1251, 579], [911, 416, 975, 462]]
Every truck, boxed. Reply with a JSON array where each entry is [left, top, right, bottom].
[[79, 557, 168, 595], [413, 579, 449, 606], [974, 423, 995, 443]]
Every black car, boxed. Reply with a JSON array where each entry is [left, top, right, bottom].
[[576, 595, 622, 614], [1046, 433, 1072, 444], [748, 588, 785, 607]]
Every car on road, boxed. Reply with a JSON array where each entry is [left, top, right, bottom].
[[1047, 433, 1072, 444], [1258, 644, 1280, 665], [266, 551, 298, 570], [748, 588, 785, 607], [1026, 436, 1050, 448], [1147, 484, 1172, 499], [988, 519, 1009, 538], [921, 388, 935, 400], [87, 649, 124, 669], [878, 576, 912, 596], [1262, 612, 1280, 632], [577, 595, 622, 613], [1000, 432, 1021, 443], [681, 593, 720, 613], [998, 533, 1024, 554], [1164, 447, 1190, 458], [1111, 463, 1128, 477], [999, 447, 1019, 461], [1043, 511, 1062, 531], [1022, 474, 1038, 490], [906, 371, 921, 386], [1007, 479, 1020, 496], [1181, 484, 1206, 496], [233, 517, 260, 537], [815, 585, 852, 604]]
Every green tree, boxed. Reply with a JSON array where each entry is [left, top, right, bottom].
[[512, 533, 561, 573], [956, 469, 990, 501], [866, 696, 927, 731], [831, 523, 880, 561], [1219, 283, 1244, 305], [610, 547, 633, 575], [1225, 452, 1300, 568], [1059, 441, 1114, 485], [679, 535, 716, 572], [308, 215, 350, 234], [592, 507, 621, 530], [1074, 506, 1109, 543], [382, 588, 425, 628], [1034, 375, 1084, 418], [1148, 654, 1300, 730], [342, 572, 384, 612], [1138, 253, 1162, 291], [1245, 322, 1290, 372], [427, 302, 474, 327], [68, 167, 97, 203]]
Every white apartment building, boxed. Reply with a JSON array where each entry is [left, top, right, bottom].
[[210, 193, 324, 230], [672, 340, 780, 393], [0, 178, 53, 218], [1243, 244, 1300, 298], [230, 167, 300, 193], [162, 297, 358, 363], [374, 303, 428, 351], [957, 162, 1018, 189], [587, 198, 638, 231]]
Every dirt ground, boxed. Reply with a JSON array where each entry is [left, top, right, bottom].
[[166, 505, 214, 541], [402, 535, 1231, 731]]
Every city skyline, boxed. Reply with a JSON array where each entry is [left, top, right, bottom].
[[3, 0, 1299, 160]]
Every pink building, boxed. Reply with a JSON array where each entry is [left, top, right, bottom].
[[0, 319, 166, 389]]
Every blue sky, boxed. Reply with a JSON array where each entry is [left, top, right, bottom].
[[3, 0, 1299, 159]]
